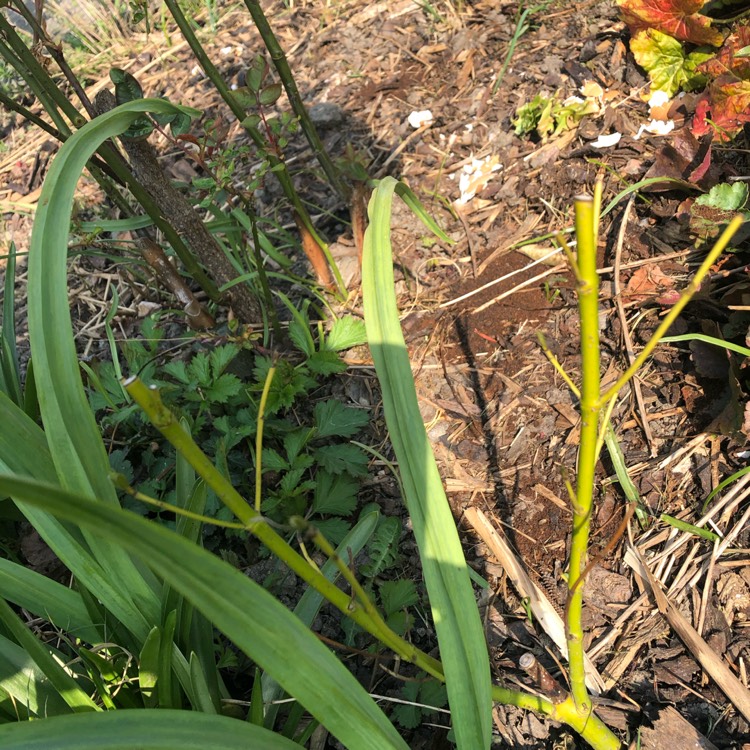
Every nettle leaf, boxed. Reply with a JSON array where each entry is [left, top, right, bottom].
[[209, 343, 239, 377], [314, 443, 369, 476], [361, 516, 401, 578], [187, 352, 212, 386], [314, 400, 369, 439], [630, 28, 712, 96], [379, 579, 419, 617], [313, 470, 359, 516], [262, 447, 289, 472], [617, 0, 724, 47], [306, 350, 347, 376], [206, 373, 243, 404], [325, 316, 367, 351]]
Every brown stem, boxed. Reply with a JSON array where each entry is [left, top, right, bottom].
[[139, 239, 215, 330], [95, 89, 261, 323]]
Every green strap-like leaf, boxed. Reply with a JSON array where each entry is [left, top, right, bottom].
[[0, 475, 409, 750], [28, 98, 200, 635], [362, 177, 492, 749], [0, 709, 302, 749]]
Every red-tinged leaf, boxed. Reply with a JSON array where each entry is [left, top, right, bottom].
[[630, 28, 712, 96], [692, 75, 750, 139], [618, 0, 724, 46], [698, 24, 750, 80]]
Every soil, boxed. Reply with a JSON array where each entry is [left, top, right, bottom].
[[2, 0, 750, 748]]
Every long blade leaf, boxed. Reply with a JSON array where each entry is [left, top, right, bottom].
[[0, 709, 302, 749], [362, 177, 492, 749], [0, 475, 409, 750]]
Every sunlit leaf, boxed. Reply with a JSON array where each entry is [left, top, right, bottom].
[[630, 28, 711, 96], [617, 0, 724, 46]]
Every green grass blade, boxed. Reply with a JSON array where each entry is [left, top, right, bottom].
[[0, 475, 409, 750], [362, 177, 492, 749], [0, 241, 22, 407], [0, 709, 303, 749], [662, 332, 750, 359]]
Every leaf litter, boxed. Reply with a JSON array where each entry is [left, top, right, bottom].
[[2, 0, 750, 746]]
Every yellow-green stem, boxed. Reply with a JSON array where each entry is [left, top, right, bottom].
[[125, 378, 448, 678], [599, 215, 743, 407], [255, 365, 276, 512], [568, 195, 599, 714], [126, 376, 623, 749]]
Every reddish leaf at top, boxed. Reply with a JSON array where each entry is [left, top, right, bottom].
[[692, 76, 750, 139], [617, 0, 724, 47], [698, 23, 750, 80]]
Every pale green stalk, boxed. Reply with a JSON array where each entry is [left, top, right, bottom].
[[567, 195, 599, 714]]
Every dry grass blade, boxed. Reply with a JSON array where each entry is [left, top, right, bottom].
[[625, 546, 750, 725], [465, 507, 606, 695]]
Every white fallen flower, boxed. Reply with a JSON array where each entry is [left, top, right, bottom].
[[648, 89, 670, 109], [407, 110, 434, 129], [455, 155, 502, 205], [220, 46, 233, 56], [590, 132, 622, 148], [634, 119, 675, 139]]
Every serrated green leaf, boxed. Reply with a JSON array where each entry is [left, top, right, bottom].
[[314, 400, 369, 439], [207, 374, 242, 404], [306, 350, 347, 376], [241, 114, 262, 130], [392, 681, 421, 729], [379, 579, 419, 617], [361, 516, 401, 578], [325, 316, 367, 351], [314, 444, 369, 476], [187, 353, 211, 386], [284, 428, 312, 463], [261, 448, 288, 471], [209, 344, 239, 377], [419, 679, 448, 709], [313, 470, 359, 515], [279, 467, 308, 495]]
